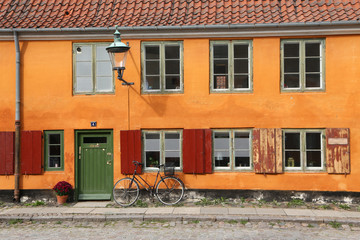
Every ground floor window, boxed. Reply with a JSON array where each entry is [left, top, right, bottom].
[[142, 130, 182, 170], [283, 129, 325, 171], [44, 130, 64, 171], [213, 129, 252, 171]]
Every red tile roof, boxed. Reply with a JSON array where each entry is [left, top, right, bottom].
[[0, 0, 359, 29]]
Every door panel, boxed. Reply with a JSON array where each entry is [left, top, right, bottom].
[[77, 132, 113, 200]]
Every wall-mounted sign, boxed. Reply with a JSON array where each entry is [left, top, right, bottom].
[[90, 121, 97, 127], [328, 138, 348, 145]]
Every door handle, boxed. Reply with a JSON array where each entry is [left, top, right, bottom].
[[107, 160, 112, 165]]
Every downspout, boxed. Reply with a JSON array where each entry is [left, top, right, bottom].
[[13, 31, 21, 202]]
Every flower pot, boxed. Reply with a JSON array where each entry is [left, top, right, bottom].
[[56, 195, 68, 205]]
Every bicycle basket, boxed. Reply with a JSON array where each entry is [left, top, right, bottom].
[[164, 163, 175, 176]]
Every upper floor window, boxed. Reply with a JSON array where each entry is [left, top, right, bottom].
[[73, 43, 113, 94], [44, 130, 64, 171], [210, 40, 252, 93], [281, 39, 325, 92], [283, 129, 325, 171], [141, 42, 183, 94], [213, 129, 252, 171], [143, 130, 182, 170]]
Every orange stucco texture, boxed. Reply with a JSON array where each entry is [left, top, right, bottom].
[[0, 36, 360, 192]]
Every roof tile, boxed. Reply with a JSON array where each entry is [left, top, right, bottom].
[[0, 0, 360, 29]]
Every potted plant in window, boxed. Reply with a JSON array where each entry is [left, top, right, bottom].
[[53, 181, 73, 205]]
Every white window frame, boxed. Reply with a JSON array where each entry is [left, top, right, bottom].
[[141, 41, 184, 94], [73, 43, 114, 95], [283, 129, 325, 172], [210, 40, 253, 93], [213, 129, 252, 171], [142, 130, 183, 171], [281, 39, 325, 92]]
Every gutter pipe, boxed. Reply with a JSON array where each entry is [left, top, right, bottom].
[[13, 31, 20, 202], [0, 20, 359, 33]]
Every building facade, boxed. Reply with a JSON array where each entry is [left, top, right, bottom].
[[0, 0, 360, 202]]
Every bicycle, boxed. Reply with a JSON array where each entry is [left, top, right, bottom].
[[113, 161, 185, 207]]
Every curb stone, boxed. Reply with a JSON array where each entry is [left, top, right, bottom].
[[31, 215, 73, 222], [73, 215, 106, 222], [143, 215, 182, 221]]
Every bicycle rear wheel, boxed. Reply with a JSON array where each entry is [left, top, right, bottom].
[[113, 177, 140, 207], [155, 177, 184, 205]]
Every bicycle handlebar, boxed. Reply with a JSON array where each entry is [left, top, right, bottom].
[[132, 161, 143, 166]]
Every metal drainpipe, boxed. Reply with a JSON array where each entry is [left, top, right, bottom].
[[13, 31, 21, 202]]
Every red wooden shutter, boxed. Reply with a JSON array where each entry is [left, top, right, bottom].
[[253, 128, 282, 174], [183, 129, 212, 174], [120, 130, 142, 175], [326, 128, 350, 174], [21, 131, 42, 175], [0, 132, 15, 175]]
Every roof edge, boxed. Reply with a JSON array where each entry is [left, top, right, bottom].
[[0, 21, 360, 33]]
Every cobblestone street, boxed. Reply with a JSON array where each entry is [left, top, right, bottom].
[[1, 220, 360, 240]]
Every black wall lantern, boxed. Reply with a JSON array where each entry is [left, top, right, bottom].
[[106, 26, 133, 85]]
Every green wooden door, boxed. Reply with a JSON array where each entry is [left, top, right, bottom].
[[77, 132, 113, 200]]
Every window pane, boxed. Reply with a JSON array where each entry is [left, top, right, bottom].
[[165, 150, 180, 167], [50, 146, 60, 156], [285, 133, 300, 149], [284, 74, 300, 88], [76, 61, 92, 76], [234, 75, 249, 89], [96, 77, 113, 92], [145, 133, 160, 151], [76, 45, 92, 61], [284, 43, 299, 57], [76, 77, 93, 92], [214, 60, 228, 74], [49, 157, 61, 168], [306, 151, 321, 167], [165, 156, 180, 167], [165, 76, 180, 89], [306, 58, 320, 72], [305, 74, 320, 88], [83, 137, 107, 143], [49, 134, 60, 144], [214, 151, 230, 167], [165, 60, 180, 74], [235, 155, 250, 167], [305, 43, 320, 57], [306, 133, 321, 149], [165, 133, 180, 150], [213, 45, 228, 58], [234, 132, 250, 150], [146, 61, 160, 75], [146, 152, 160, 167], [214, 132, 230, 149], [214, 75, 228, 89], [234, 44, 248, 58], [234, 59, 248, 74], [285, 151, 301, 167], [145, 76, 160, 90], [284, 59, 299, 73], [165, 45, 180, 59], [145, 46, 159, 59], [96, 45, 109, 61], [96, 62, 112, 76]]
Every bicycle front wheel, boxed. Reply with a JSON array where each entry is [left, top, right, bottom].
[[155, 177, 184, 205], [113, 177, 140, 207]]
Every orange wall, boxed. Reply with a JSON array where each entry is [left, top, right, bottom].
[[0, 35, 360, 192]]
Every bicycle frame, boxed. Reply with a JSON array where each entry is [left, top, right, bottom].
[[128, 163, 166, 194]]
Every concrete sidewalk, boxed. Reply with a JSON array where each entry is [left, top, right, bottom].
[[1, 201, 360, 225]]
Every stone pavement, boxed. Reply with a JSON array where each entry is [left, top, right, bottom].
[[1, 201, 360, 225]]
